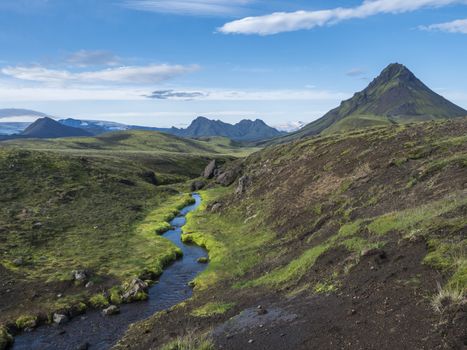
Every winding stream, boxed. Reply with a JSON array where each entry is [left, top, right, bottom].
[[13, 193, 206, 350]]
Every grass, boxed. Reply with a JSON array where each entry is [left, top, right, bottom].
[[89, 294, 110, 309], [191, 302, 235, 317], [431, 282, 466, 314], [181, 187, 275, 290], [15, 315, 37, 329], [0, 326, 13, 350], [160, 333, 214, 350]]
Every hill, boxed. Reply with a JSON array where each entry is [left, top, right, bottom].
[[20, 117, 92, 138], [277, 63, 467, 143], [167, 117, 284, 141], [117, 118, 467, 350]]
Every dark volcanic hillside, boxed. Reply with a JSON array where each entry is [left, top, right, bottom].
[[21, 117, 92, 138], [278, 63, 467, 143], [169, 117, 284, 141], [117, 118, 467, 350]]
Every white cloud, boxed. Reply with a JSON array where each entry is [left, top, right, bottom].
[[219, 0, 467, 35], [66, 50, 121, 67], [123, 0, 254, 16], [420, 18, 467, 33], [0, 84, 348, 102], [1, 64, 200, 84]]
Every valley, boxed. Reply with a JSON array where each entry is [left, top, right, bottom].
[[0, 64, 465, 350]]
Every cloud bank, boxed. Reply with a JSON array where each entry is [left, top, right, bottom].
[[123, 0, 253, 16], [1, 64, 200, 85], [219, 0, 467, 35], [420, 18, 467, 33]]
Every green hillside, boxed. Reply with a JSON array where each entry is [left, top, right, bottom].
[[117, 118, 467, 350], [277, 63, 467, 143]]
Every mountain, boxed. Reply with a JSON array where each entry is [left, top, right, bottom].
[[278, 63, 467, 143], [168, 117, 284, 141], [21, 117, 92, 138]]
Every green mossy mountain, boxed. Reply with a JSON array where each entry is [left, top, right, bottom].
[[277, 63, 467, 143]]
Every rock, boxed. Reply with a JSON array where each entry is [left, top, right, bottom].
[[210, 202, 222, 212], [102, 305, 120, 316], [257, 309, 268, 315], [203, 160, 217, 179], [140, 171, 159, 186], [53, 313, 69, 325], [72, 270, 88, 282], [32, 222, 43, 230], [197, 257, 209, 264], [85, 281, 94, 288], [122, 278, 148, 302], [191, 181, 206, 191], [12, 257, 24, 266], [248, 339, 254, 344], [235, 175, 251, 195], [216, 168, 240, 186]]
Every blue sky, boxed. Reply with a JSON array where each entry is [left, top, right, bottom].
[[0, 0, 466, 129]]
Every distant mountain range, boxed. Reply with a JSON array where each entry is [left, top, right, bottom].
[[162, 117, 285, 141], [0, 113, 284, 142], [277, 63, 467, 143]]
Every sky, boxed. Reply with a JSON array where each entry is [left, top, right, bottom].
[[0, 0, 466, 129]]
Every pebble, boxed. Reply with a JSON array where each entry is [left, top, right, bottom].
[[248, 339, 254, 344]]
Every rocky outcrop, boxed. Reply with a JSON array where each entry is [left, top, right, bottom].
[[203, 160, 218, 179], [216, 168, 241, 186], [191, 181, 206, 191], [53, 313, 69, 325], [122, 278, 149, 302], [235, 176, 251, 195], [102, 305, 120, 316]]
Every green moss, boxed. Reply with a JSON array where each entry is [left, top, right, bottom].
[[89, 294, 109, 309], [0, 326, 14, 350], [132, 291, 149, 301], [314, 281, 338, 294], [15, 315, 37, 329], [191, 302, 235, 317], [181, 188, 275, 290], [247, 243, 330, 288], [160, 333, 214, 350], [110, 287, 123, 305]]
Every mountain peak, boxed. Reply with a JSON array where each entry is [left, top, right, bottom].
[[276, 63, 467, 143], [369, 63, 417, 87], [22, 117, 92, 138]]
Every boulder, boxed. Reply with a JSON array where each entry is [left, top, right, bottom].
[[216, 168, 240, 186], [235, 175, 251, 195], [12, 257, 24, 266], [53, 313, 69, 325], [191, 181, 206, 191], [102, 305, 120, 316], [210, 202, 222, 212], [122, 278, 148, 302], [72, 270, 88, 282], [203, 160, 217, 179]]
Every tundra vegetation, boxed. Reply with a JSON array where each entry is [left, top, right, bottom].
[[117, 118, 466, 350], [0, 131, 257, 339]]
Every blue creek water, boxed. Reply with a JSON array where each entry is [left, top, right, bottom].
[[13, 194, 206, 350]]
